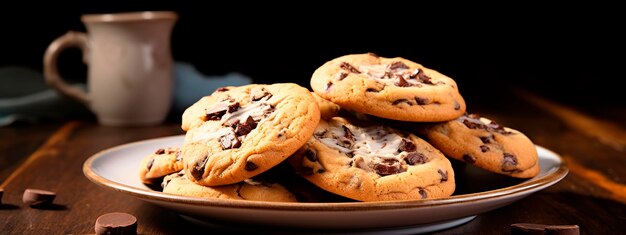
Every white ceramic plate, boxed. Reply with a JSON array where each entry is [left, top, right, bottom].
[[83, 135, 568, 234]]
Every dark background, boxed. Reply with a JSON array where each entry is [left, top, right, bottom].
[[1, 3, 624, 118]]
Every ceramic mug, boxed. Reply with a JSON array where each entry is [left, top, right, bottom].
[[44, 11, 178, 126]]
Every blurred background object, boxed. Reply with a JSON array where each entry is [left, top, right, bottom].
[[0, 3, 623, 125]]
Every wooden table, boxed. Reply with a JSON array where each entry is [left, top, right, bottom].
[[1, 87, 625, 234]]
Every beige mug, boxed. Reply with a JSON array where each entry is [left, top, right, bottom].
[[44, 11, 178, 126]]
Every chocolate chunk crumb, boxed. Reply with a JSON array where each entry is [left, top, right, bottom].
[[245, 161, 258, 171], [251, 88, 272, 101], [342, 125, 355, 141], [366, 88, 380, 93], [190, 156, 208, 180], [405, 152, 427, 165], [340, 62, 360, 73], [220, 129, 241, 150], [438, 169, 448, 182], [463, 154, 476, 164], [502, 153, 518, 172], [395, 76, 411, 87], [479, 136, 492, 144], [235, 116, 258, 136], [95, 212, 138, 235], [215, 87, 229, 92], [154, 148, 165, 155], [227, 103, 240, 113], [392, 99, 411, 105], [389, 61, 409, 70], [146, 158, 154, 170], [399, 139, 416, 152], [480, 145, 490, 152], [454, 101, 461, 110], [304, 149, 318, 162], [325, 82, 333, 91], [374, 159, 404, 176], [337, 72, 348, 81], [205, 104, 228, 121], [22, 189, 56, 208], [414, 97, 429, 105], [419, 189, 427, 199]]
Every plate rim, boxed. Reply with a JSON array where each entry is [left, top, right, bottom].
[[83, 134, 568, 212]]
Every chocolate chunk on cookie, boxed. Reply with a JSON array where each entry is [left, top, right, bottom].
[[138, 147, 183, 184], [288, 117, 455, 202], [419, 113, 539, 178], [181, 83, 320, 186], [162, 170, 298, 202], [311, 53, 466, 122]]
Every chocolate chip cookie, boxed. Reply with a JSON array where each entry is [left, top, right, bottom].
[[288, 117, 455, 202], [419, 113, 539, 178], [162, 170, 298, 202], [139, 147, 183, 184], [310, 53, 466, 122], [180, 83, 320, 186]]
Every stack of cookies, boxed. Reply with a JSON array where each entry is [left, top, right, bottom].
[[138, 53, 539, 203]]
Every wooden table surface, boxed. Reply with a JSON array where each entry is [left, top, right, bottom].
[[1, 87, 625, 235]]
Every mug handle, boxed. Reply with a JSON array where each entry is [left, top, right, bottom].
[[43, 31, 90, 105]]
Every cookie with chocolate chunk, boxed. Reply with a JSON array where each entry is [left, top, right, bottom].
[[139, 147, 183, 184], [310, 53, 466, 122], [162, 170, 297, 202], [288, 117, 455, 202], [419, 113, 539, 178], [181, 83, 320, 186]]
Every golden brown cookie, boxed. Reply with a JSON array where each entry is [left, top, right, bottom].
[[310, 53, 466, 122], [138, 147, 183, 184], [180, 83, 320, 186], [419, 113, 539, 178], [289, 117, 455, 202], [162, 170, 297, 202]]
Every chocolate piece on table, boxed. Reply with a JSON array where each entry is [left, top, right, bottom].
[[95, 212, 138, 235], [22, 188, 56, 208], [511, 223, 580, 235]]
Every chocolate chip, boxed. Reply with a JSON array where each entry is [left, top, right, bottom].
[[405, 152, 427, 165], [154, 148, 165, 155], [95, 212, 138, 235], [304, 149, 318, 162], [417, 69, 435, 85], [220, 129, 241, 150], [235, 116, 258, 136], [22, 189, 56, 208], [325, 82, 333, 91], [463, 154, 476, 164], [342, 125, 355, 141], [392, 99, 411, 105], [453, 101, 461, 110], [337, 72, 348, 80], [418, 189, 427, 199], [462, 119, 484, 130], [398, 139, 416, 152], [245, 161, 258, 171], [479, 136, 492, 144], [374, 159, 404, 176], [251, 88, 272, 101], [395, 76, 411, 87], [389, 61, 409, 70], [205, 103, 228, 121], [511, 223, 579, 235], [414, 97, 429, 105], [190, 156, 208, 181], [227, 102, 240, 113], [366, 88, 380, 93], [438, 169, 449, 182], [488, 120, 513, 134], [146, 158, 154, 170], [502, 153, 518, 172], [480, 145, 490, 152], [340, 62, 360, 73], [215, 87, 229, 92]]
